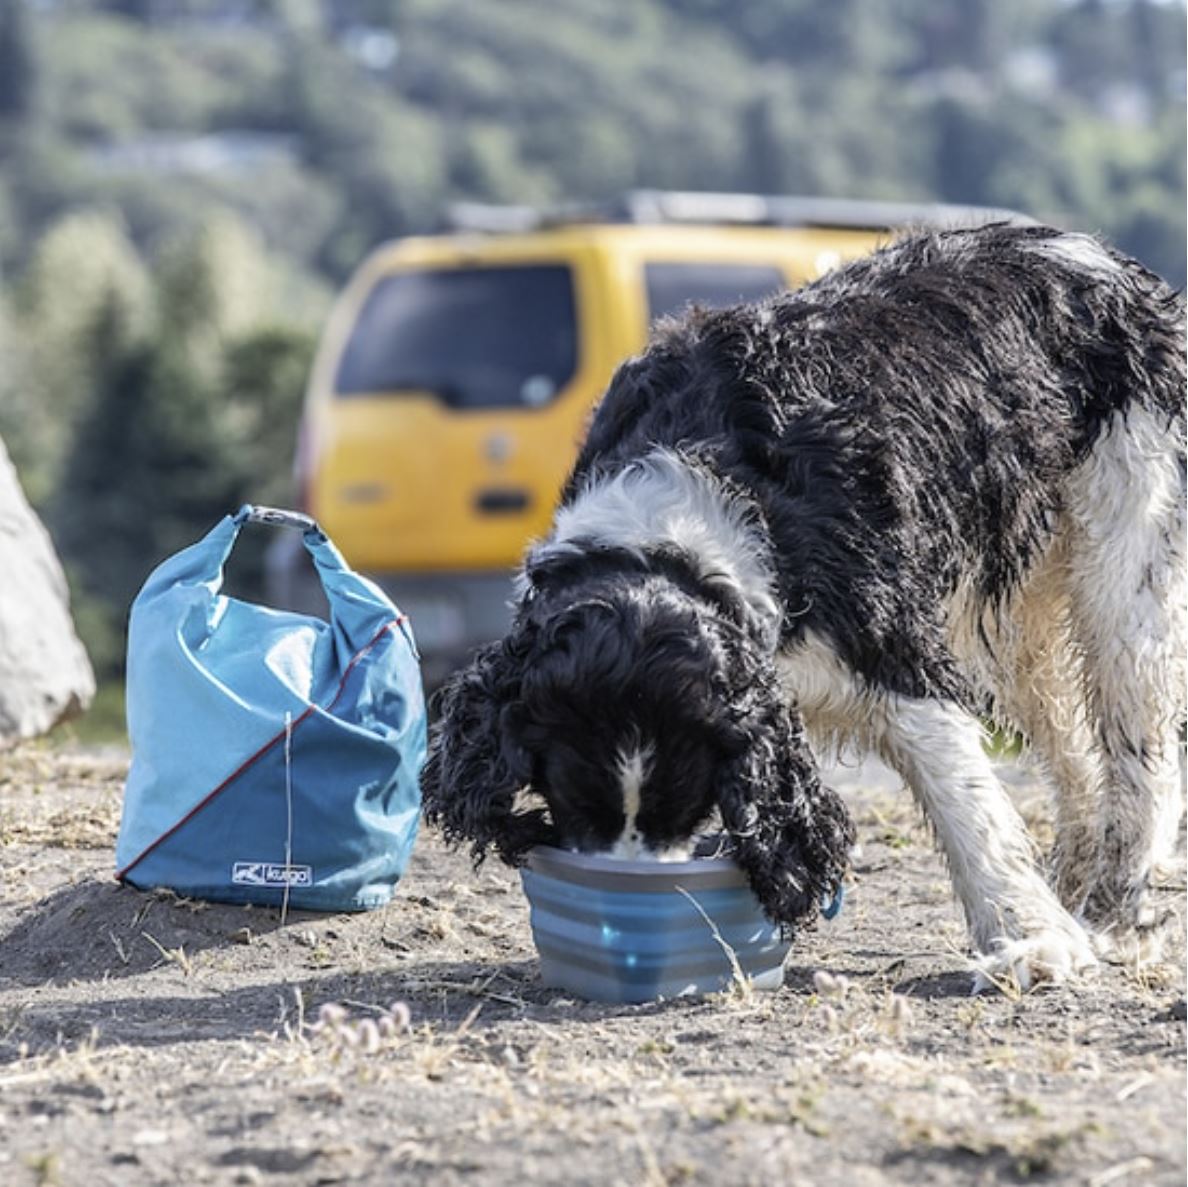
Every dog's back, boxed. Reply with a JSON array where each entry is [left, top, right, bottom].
[[570, 224, 1184, 681]]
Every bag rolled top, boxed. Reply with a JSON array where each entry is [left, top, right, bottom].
[[116, 506, 426, 911]]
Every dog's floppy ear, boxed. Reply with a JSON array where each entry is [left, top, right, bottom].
[[717, 685, 854, 930], [420, 628, 555, 866]]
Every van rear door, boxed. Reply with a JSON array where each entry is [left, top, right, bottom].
[[304, 252, 602, 572]]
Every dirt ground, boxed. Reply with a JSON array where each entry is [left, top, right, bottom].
[[0, 743, 1184, 1187]]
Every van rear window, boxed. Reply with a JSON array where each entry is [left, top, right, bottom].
[[645, 262, 785, 322], [335, 264, 577, 408]]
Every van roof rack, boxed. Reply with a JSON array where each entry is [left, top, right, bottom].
[[445, 191, 1031, 234]]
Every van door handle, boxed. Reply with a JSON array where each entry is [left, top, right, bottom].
[[474, 488, 532, 515]]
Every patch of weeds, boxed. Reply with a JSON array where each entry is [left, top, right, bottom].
[[981, 1043, 1019, 1069], [1120, 956, 1179, 994], [299, 996, 509, 1085], [897, 1116, 1105, 1181], [956, 999, 986, 1032], [303, 943, 336, 969], [676, 886, 754, 1003], [881, 992, 914, 1040], [0, 1004, 28, 1043], [23, 1151, 61, 1187], [1002, 1093, 1044, 1120], [102, 935, 129, 974], [784, 1085, 829, 1137], [702, 1084, 829, 1137], [970, 960, 1026, 1001], [1008, 1124, 1105, 1179], [2, 805, 120, 849], [140, 932, 194, 977], [413, 910, 460, 944], [863, 804, 923, 850], [307, 1000, 413, 1057], [635, 1038, 675, 1063], [982, 728, 1023, 759], [150, 887, 210, 913], [714, 1095, 752, 1124]]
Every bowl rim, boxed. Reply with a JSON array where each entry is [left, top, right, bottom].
[[524, 843, 750, 892]]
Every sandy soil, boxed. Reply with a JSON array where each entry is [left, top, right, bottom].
[[0, 743, 1184, 1187]]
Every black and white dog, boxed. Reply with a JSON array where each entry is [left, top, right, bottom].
[[422, 223, 1186, 990]]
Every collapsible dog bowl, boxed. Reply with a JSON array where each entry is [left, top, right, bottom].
[[520, 841, 792, 1003]]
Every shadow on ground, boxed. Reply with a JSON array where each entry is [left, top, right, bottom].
[[0, 877, 326, 987], [0, 952, 761, 1059]]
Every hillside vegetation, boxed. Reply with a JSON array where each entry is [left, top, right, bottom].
[[0, 0, 1183, 678]]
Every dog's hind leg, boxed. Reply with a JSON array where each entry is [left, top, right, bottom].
[[980, 544, 1105, 913], [1063, 408, 1187, 959], [1012, 654, 1103, 914], [878, 696, 1097, 992]]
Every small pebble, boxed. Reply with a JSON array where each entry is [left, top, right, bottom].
[[131, 1129, 169, 1147]]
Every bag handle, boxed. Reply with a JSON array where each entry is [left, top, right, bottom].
[[224, 506, 405, 647], [232, 499, 375, 594], [141, 506, 403, 646], [232, 505, 354, 581], [239, 505, 321, 534]]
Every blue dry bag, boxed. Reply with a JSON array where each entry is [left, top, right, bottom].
[[116, 506, 426, 911]]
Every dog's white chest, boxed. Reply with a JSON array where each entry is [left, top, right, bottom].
[[775, 633, 880, 753]]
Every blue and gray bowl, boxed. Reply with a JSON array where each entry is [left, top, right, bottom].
[[520, 840, 793, 1003]]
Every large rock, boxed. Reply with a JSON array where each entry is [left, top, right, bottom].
[[0, 435, 95, 744]]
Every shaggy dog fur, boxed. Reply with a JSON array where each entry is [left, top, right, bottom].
[[421, 223, 1186, 989]]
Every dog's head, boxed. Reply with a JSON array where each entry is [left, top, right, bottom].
[[420, 573, 853, 928]]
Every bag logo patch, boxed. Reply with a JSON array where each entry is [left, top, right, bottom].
[[231, 861, 313, 887]]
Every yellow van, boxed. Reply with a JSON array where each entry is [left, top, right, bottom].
[[270, 192, 1023, 682]]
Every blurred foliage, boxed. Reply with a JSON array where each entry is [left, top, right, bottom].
[[0, 0, 1183, 683], [0, 0, 36, 121], [0, 0, 1180, 285]]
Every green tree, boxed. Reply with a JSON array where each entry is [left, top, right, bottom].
[[5, 209, 150, 502], [54, 324, 248, 677], [0, 0, 35, 123], [215, 323, 317, 600], [103, 0, 157, 23], [151, 212, 282, 388], [222, 324, 316, 511]]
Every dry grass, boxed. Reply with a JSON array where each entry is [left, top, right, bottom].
[[0, 745, 123, 848], [1, 744, 1183, 1186]]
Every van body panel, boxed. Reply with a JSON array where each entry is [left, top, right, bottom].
[[305, 236, 618, 571]]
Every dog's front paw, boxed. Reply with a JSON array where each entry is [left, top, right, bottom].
[[971, 926, 1098, 995]]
